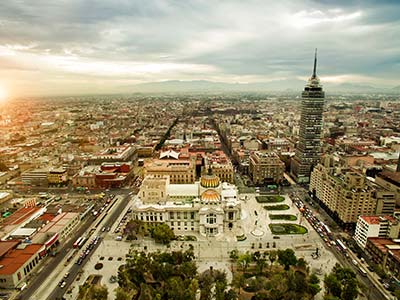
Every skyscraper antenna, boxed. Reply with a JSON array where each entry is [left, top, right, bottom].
[[312, 48, 317, 78]]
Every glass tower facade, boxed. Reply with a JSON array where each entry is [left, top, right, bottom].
[[291, 50, 325, 183]]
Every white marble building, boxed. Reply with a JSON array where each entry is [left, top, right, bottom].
[[132, 169, 241, 237]]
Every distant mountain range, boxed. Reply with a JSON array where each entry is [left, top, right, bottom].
[[130, 80, 400, 94]]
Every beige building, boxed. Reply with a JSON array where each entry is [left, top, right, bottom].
[[310, 164, 396, 230], [208, 162, 234, 184], [249, 151, 284, 185], [47, 168, 68, 185], [375, 171, 400, 206], [144, 158, 196, 184]]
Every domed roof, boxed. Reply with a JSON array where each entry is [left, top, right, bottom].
[[200, 167, 220, 188], [201, 189, 220, 203]]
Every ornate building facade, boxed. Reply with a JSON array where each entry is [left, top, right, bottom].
[[132, 168, 241, 237]]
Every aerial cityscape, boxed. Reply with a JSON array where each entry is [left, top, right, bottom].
[[0, 1, 399, 300]]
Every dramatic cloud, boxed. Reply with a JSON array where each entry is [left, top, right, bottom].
[[0, 0, 399, 96]]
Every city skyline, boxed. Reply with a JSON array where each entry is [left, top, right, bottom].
[[0, 0, 400, 98]]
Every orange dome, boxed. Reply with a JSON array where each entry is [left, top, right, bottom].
[[201, 189, 220, 203], [200, 174, 220, 188]]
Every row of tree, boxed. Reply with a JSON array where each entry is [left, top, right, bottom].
[[116, 248, 237, 300], [230, 248, 321, 300], [124, 220, 175, 244]]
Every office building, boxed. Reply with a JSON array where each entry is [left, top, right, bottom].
[[291, 49, 325, 183]]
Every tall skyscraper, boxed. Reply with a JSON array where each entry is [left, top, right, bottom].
[[291, 49, 325, 183]]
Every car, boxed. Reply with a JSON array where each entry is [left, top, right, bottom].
[[58, 280, 65, 287], [64, 272, 70, 279], [60, 282, 66, 288]]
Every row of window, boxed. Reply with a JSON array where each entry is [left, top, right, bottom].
[[172, 227, 195, 231], [170, 211, 195, 220], [171, 221, 195, 226]]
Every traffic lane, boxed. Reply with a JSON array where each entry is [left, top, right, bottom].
[[329, 247, 387, 300], [47, 237, 103, 300], [18, 215, 96, 300], [48, 193, 132, 300]]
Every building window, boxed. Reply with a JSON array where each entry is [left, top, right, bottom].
[[191, 212, 195, 219], [184, 212, 187, 219], [206, 214, 217, 225], [228, 211, 234, 220], [170, 212, 174, 220]]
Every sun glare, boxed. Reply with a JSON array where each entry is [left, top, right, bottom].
[[0, 86, 7, 102]]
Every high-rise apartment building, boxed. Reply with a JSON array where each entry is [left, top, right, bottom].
[[310, 163, 396, 230], [291, 50, 325, 183]]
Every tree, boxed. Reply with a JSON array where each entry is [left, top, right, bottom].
[[229, 249, 239, 261], [224, 289, 238, 300], [237, 253, 252, 272], [308, 273, 321, 296], [79, 284, 108, 300], [324, 274, 342, 298], [277, 249, 297, 270], [232, 273, 246, 295], [115, 288, 130, 300], [341, 277, 358, 300], [150, 223, 175, 244], [268, 250, 277, 267], [256, 257, 267, 275]]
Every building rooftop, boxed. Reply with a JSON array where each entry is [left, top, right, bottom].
[[0, 243, 43, 275], [2, 207, 42, 226], [0, 241, 19, 257], [361, 215, 397, 225], [368, 237, 398, 253]]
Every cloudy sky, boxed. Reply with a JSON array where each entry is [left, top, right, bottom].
[[0, 0, 399, 97]]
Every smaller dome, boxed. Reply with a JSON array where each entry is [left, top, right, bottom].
[[201, 189, 220, 203], [200, 174, 220, 188]]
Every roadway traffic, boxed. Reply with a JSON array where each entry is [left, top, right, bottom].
[[47, 190, 132, 300]]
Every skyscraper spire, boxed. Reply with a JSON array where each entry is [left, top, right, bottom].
[[312, 48, 317, 78]]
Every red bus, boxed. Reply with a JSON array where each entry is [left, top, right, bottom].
[[73, 237, 83, 249]]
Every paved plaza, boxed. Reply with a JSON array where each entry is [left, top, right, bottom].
[[62, 192, 340, 300]]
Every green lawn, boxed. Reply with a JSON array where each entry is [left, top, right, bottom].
[[256, 195, 285, 203], [269, 214, 297, 221], [269, 224, 308, 235], [264, 204, 290, 210]]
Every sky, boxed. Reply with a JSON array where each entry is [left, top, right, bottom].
[[0, 0, 399, 97]]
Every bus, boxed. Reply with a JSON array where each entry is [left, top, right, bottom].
[[77, 237, 87, 249], [336, 239, 347, 252], [73, 237, 83, 248], [321, 223, 333, 239]]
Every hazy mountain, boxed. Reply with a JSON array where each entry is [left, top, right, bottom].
[[132, 79, 303, 93], [131, 80, 400, 94]]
